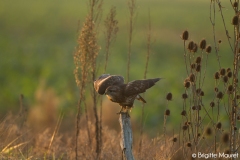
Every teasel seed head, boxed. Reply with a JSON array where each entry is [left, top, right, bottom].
[[222, 132, 229, 143], [184, 81, 190, 88], [182, 125, 188, 130], [172, 137, 177, 142], [187, 41, 194, 51], [166, 92, 173, 101], [189, 73, 195, 82], [223, 76, 228, 83], [234, 126, 237, 131], [196, 88, 202, 95], [199, 39, 206, 49], [233, 2, 238, 8], [181, 110, 187, 116], [191, 63, 196, 69], [227, 71, 232, 78], [187, 142, 192, 147], [214, 72, 220, 79], [182, 93, 188, 99], [205, 45, 212, 53], [237, 115, 240, 120], [217, 91, 223, 99], [216, 122, 222, 129], [197, 133, 201, 137], [181, 30, 189, 40], [218, 39, 222, 43], [214, 87, 219, 92], [196, 64, 201, 72], [220, 68, 226, 76], [205, 127, 212, 136], [210, 101, 215, 107], [165, 109, 170, 116], [232, 15, 239, 25], [228, 85, 233, 93], [227, 68, 231, 72], [195, 56, 202, 64], [192, 105, 196, 110], [192, 43, 198, 53], [200, 91, 204, 96]]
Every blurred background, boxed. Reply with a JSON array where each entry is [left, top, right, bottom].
[[0, 0, 235, 136]]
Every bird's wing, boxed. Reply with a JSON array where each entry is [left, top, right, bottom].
[[124, 78, 161, 96], [94, 74, 124, 95]]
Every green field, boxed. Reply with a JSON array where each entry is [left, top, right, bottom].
[[0, 0, 236, 138]]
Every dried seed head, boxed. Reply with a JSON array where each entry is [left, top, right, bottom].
[[181, 110, 187, 116], [214, 72, 220, 79], [192, 105, 196, 110], [166, 93, 173, 101], [200, 91, 204, 96], [228, 85, 233, 93], [165, 109, 170, 116], [210, 101, 215, 107], [235, 78, 238, 83], [199, 39, 207, 49], [182, 125, 188, 130], [206, 45, 212, 53], [233, 2, 238, 8], [181, 30, 189, 40], [172, 137, 177, 142], [205, 127, 212, 136], [184, 81, 191, 88], [232, 15, 239, 25], [189, 73, 195, 82], [227, 71, 232, 78], [216, 122, 222, 129], [196, 64, 201, 72], [234, 126, 237, 130], [220, 68, 226, 76], [237, 115, 240, 120], [218, 39, 222, 43], [191, 63, 196, 69], [196, 88, 202, 94], [223, 76, 228, 83], [197, 105, 202, 110], [214, 87, 219, 92], [237, 95, 240, 99], [187, 41, 194, 51], [192, 43, 198, 53], [217, 91, 223, 99], [227, 68, 231, 72], [197, 133, 201, 137], [187, 142, 191, 147], [222, 133, 229, 143], [182, 93, 188, 99], [195, 56, 202, 64]]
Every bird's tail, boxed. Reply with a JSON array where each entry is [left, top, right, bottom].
[[136, 95, 146, 103]]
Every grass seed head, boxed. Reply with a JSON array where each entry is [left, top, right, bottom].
[[199, 39, 206, 49], [181, 30, 189, 40]]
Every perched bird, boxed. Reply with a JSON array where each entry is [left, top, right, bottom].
[[94, 74, 161, 114]]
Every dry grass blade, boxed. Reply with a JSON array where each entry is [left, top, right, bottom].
[[1, 141, 29, 154]]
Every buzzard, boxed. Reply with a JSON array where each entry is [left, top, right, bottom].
[[94, 74, 161, 113]]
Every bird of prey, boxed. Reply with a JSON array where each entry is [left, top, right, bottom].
[[94, 74, 161, 114]]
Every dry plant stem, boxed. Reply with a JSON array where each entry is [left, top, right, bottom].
[[183, 41, 189, 76], [84, 101, 92, 145], [127, 0, 136, 82], [119, 113, 135, 160], [138, 10, 151, 156], [210, 0, 221, 68]]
